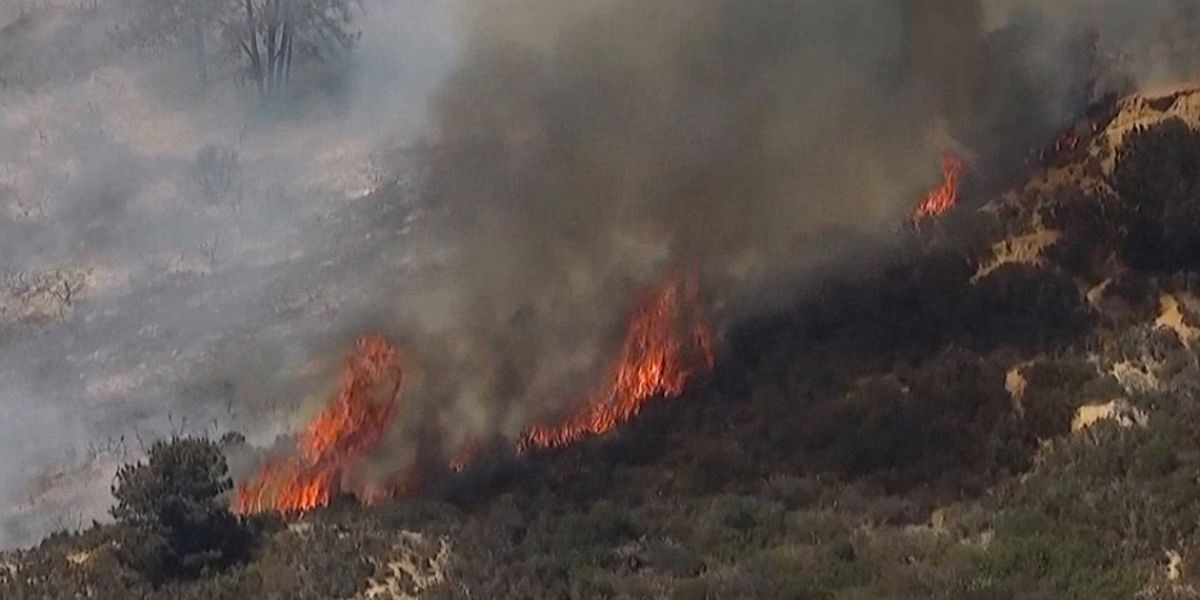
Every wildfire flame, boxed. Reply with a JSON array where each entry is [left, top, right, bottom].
[[518, 275, 714, 452], [233, 276, 714, 513], [910, 152, 965, 222], [232, 334, 404, 514]]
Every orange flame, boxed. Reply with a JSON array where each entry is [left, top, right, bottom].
[[518, 275, 714, 452], [232, 334, 404, 514], [234, 277, 714, 512], [910, 152, 965, 222]]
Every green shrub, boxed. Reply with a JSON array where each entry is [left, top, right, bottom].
[[110, 436, 255, 583], [960, 528, 1145, 600]]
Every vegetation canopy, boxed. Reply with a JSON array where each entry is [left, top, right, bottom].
[[109, 436, 255, 582]]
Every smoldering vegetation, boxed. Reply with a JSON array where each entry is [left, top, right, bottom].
[[1, 0, 1200, 552]]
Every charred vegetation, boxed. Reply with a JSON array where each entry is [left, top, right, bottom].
[[1115, 118, 1200, 272]]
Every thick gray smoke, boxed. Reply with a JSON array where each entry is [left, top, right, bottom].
[[356, 0, 1190, 478], [0, 0, 457, 547], [1, 0, 1198, 547]]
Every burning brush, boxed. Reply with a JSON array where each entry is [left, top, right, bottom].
[[518, 274, 715, 453], [910, 151, 967, 223], [234, 275, 714, 514], [232, 335, 404, 514]]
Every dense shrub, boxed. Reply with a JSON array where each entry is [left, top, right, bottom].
[[1040, 185, 1125, 279], [958, 264, 1091, 351], [1114, 118, 1200, 271], [110, 436, 255, 583], [962, 526, 1145, 599]]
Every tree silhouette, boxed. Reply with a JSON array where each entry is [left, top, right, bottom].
[[110, 436, 255, 582]]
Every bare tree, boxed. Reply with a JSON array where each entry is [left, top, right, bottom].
[[116, 0, 361, 95], [231, 0, 361, 95]]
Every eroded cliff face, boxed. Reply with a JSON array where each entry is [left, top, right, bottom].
[[962, 88, 1200, 402]]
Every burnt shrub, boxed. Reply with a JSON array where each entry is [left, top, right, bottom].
[[795, 351, 1035, 494], [957, 264, 1091, 352], [672, 438, 757, 495], [1040, 185, 1125, 278], [110, 436, 256, 583], [1113, 118, 1200, 271], [1019, 359, 1107, 439], [1099, 273, 1162, 322]]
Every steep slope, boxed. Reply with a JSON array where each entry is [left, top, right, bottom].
[[9, 87, 1200, 600]]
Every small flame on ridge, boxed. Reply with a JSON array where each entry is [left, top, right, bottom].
[[518, 274, 714, 452], [910, 152, 966, 222]]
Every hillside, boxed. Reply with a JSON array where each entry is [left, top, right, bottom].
[[0, 0, 446, 548], [5, 85, 1200, 599]]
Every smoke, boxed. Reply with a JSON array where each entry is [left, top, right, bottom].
[[0, 0, 457, 547], [353, 0, 1181, 478], [2, 0, 1199, 546]]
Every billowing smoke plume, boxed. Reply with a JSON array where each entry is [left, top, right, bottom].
[[350, 0, 1186, 480], [2, 0, 1199, 545]]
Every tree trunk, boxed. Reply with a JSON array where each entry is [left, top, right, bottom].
[[273, 19, 290, 92], [282, 21, 293, 88], [243, 0, 264, 94], [265, 5, 278, 94]]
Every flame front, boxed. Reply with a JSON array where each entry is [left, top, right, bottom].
[[518, 275, 714, 452], [910, 152, 965, 222], [233, 334, 404, 515], [234, 277, 713, 513]]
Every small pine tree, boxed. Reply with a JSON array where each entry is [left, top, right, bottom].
[[110, 436, 255, 583]]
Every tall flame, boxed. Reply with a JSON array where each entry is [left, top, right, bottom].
[[518, 275, 714, 452], [910, 152, 965, 222], [233, 277, 714, 513], [232, 334, 404, 514]]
